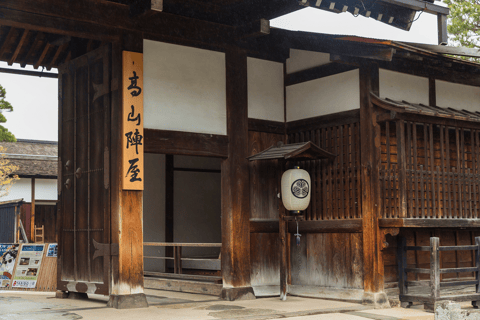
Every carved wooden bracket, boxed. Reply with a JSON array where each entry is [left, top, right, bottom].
[[380, 228, 400, 250]]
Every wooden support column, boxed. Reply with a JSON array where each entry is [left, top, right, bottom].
[[359, 64, 389, 308], [221, 45, 255, 301], [107, 43, 148, 309], [397, 120, 407, 218], [30, 178, 35, 242], [165, 154, 174, 271]]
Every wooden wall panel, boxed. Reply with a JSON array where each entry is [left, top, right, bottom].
[[287, 112, 361, 221], [248, 131, 283, 220], [290, 233, 363, 289], [250, 233, 280, 286], [34, 204, 57, 243]]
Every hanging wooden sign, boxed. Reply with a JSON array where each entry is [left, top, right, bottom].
[[122, 51, 144, 190]]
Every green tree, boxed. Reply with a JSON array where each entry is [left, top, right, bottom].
[[0, 85, 16, 142], [444, 0, 480, 49]]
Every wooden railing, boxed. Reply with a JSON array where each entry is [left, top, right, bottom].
[[143, 242, 221, 275], [380, 166, 480, 219], [398, 236, 480, 311]]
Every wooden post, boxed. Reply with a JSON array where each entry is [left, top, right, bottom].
[[30, 178, 35, 242], [359, 64, 389, 308], [426, 237, 440, 311], [279, 160, 288, 300], [221, 45, 254, 301], [473, 237, 480, 308], [107, 43, 148, 309], [165, 154, 174, 271]]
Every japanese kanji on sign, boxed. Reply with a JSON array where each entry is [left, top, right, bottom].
[[122, 51, 144, 190]]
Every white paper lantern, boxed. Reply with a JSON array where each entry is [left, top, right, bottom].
[[281, 167, 311, 214]]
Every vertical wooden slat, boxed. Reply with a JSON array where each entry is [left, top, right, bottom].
[[468, 168, 473, 219], [322, 128, 327, 220], [461, 129, 466, 219], [429, 124, 436, 218], [339, 125, 345, 219], [386, 122, 391, 169], [474, 131, 479, 219], [420, 165, 425, 218], [398, 236, 407, 296], [397, 120, 407, 218], [413, 124, 419, 218], [381, 166, 386, 218], [453, 168, 458, 219], [455, 128, 461, 218], [436, 166, 442, 219], [392, 164, 398, 218], [406, 122, 412, 218], [440, 126, 446, 218], [356, 123, 361, 219], [446, 128, 452, 219], [333, 127, 338, 219]]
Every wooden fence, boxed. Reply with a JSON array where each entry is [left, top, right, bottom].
[[398, 236, 480, 310]]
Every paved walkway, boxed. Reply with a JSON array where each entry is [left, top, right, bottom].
[[0, 289, 434, 320]]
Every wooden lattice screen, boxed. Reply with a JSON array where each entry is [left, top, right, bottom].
[[287, 115, 361, 220], [380, 121, 480, 219]]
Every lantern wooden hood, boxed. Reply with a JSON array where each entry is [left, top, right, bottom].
[[247, 141, 336, 162]]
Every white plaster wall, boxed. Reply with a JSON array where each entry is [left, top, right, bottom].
[[379, 69, 429, 105], [436, 80, 480, 112], [0, 178, 57, 202], [286, 49, 331, 74], [174, 155, 221, 258], [286, 69, 360, 121], [247, 57, 284, 122], [144, 40, 227, 135], [143, 153, 166, 272]]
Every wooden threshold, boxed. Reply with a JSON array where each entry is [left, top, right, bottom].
[[380, 218, 480, 228], [250, 219, 362, 233], [144, 277, 222, 296], [144, 271, 222, 284]]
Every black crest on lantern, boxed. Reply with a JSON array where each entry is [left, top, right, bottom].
[[291, 179, 309, 199]]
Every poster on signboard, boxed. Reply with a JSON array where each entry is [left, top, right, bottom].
[[46, 244, 57, 257], [12, 244, 45, 289], [0, 244, 19, 288]]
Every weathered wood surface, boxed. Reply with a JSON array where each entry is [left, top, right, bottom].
[[34, 204, 57, 243], [379, 119, 480, 220], [249, 219, 363, 233], [290, 233, 364, 289], [144, 277, 222, 296], [145, 129, 228, 158], [144, 242, 222, 247], [287, 111, 361, 221], [144, 271, 222, 284], [221, 46, 251, 289]]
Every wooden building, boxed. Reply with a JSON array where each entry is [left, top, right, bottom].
[[0, 139, 58, 243], [1, 0, 480, 310]]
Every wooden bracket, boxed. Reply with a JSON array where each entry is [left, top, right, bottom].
[[381, 228, 400, 250], [283, 215, 305, 221], [92, 239, 119, 260]]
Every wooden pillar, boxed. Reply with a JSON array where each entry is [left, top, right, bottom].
[[359, 64, 389, 308], [220, 45, 255, 301], [165, 154, 174, 271], [107, 42, 148, 309], [30, 178, 35, 242]]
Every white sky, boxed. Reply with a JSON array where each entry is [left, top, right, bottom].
[[0, 7, 444, 142]]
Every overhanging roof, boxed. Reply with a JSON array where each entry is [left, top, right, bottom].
[[248, 141, 336, 161], [371, 93, 480, 123]]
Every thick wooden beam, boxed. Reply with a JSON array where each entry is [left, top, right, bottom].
[[359, 63, 389, 307], [380, 218, 480, 228], [0, 27, 18, 60], [0, 67, 58, 78], [221, 46, 254, 301], [285, 62, 358, 86], [0, 0, 232, 45], [249, 219, 363, 233], [248, 118, 285, 135], [287, 109, 360, 134], [21, 31, 44, 68], [144, 129, 228, 158]]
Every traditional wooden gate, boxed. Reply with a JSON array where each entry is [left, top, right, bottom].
[[57, 45, 112, 295]]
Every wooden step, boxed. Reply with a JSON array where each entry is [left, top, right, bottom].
[[144, 277, 222, 296], [144, 271, 222, 284]]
